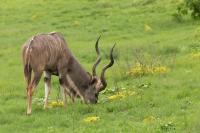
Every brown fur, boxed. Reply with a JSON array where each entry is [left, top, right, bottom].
[[22, 32, 115, 115]]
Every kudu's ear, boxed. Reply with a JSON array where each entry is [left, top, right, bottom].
[[87, 72, 97, 85]]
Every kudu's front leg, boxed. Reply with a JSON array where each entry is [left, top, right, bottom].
[[43, 71, 51, 109], [59, 74, 71, 108]]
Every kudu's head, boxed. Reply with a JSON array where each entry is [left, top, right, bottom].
[[83, 36, 115, 104]]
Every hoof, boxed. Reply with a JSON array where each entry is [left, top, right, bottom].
[[26, 112, 32, 115], [26, 109, 32, 115]]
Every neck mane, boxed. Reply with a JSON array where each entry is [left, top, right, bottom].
[[66, 55, 90, 98]]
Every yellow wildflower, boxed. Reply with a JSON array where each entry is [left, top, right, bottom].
[[108, 90, 136, 101], [31, 14, 38, 20], [48, 101, 64, 107], [108, 93, 125, 100], [153, 66, 169, 73], [143, 116, 156, 124], [128, 91, 136, 96], [128, 63, 169, 76], [144, 23, 153, 32], [83, 116, 100, 123], [73, 21, 80, 27], [191, 52, 200, 58]]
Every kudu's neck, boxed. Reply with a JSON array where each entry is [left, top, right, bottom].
[[67, 55, 91, 97]]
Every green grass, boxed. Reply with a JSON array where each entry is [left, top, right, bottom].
[[1, 0, 200, 132]]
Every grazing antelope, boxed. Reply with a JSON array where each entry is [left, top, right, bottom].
[[22, 32, 115, 115]]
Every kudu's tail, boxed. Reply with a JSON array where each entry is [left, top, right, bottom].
[[22, 39, 33, 86], [24, 63, 32, 86]]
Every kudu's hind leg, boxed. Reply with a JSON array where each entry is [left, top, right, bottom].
[[43, 71, 51, 109], [27, 71, 42, 115]]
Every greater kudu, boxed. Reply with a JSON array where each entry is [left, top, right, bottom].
[[22, 32, 115, 115]]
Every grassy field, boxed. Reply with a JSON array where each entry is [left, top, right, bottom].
[[1, 0, 200, 132]]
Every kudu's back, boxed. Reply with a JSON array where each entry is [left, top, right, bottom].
[[22, 32, 71, 73]]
